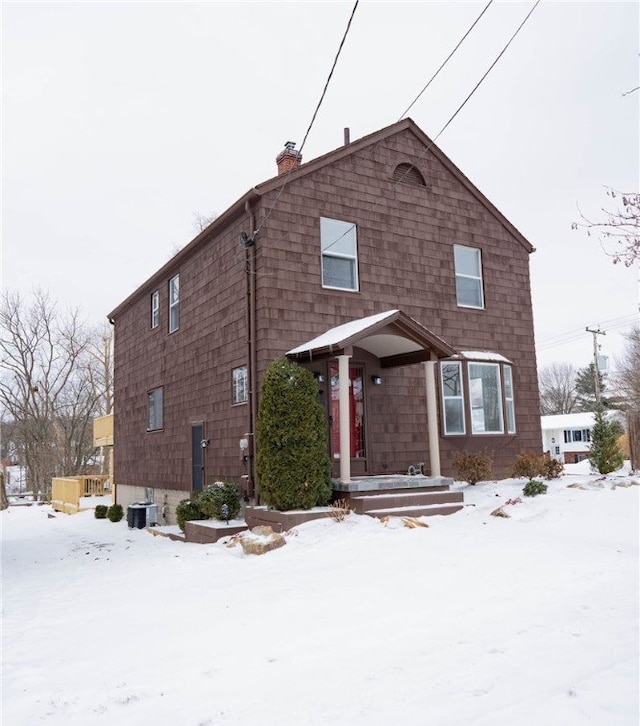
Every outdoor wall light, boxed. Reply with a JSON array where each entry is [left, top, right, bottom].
[[314, 373, 325, 383], [371, 375, 383, 386]]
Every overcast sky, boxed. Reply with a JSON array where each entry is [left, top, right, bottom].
[[2, 1, 639, 372]]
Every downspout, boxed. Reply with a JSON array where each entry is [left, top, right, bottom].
[[244, 199, 258, 502]]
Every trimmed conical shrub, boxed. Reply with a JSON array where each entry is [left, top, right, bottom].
[[256, 358, 332, 511], [589, 404, 625, 474]]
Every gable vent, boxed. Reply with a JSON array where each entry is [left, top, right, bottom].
[[393, 163, 426, 187]]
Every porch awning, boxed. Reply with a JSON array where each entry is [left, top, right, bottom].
[[286, 310, 457, 367]]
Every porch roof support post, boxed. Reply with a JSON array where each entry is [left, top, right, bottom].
[[338, 353, 351, 483], [424, 356, 441, 478]]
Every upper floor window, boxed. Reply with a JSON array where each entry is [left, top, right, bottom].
[[232, 366, 248, 405], [169, 274, 180, 333], [441, 361, 465, 435], [147, 387, 163, 431], [504, 365, 516, 434], [320, 217, 359, 291], [563, 428, 591, 443], [454, 245, 484, 309], [150, 290, 159, 329], [469, 362, 503, 434]]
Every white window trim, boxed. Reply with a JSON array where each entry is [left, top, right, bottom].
[[469, 362, 504, 435], [151, 290, 159, 329], [320, 217, 359, 292], [504, 364, 516, 434], [147, 387, 163, 431], [232, 366, 248, 405], [454, 244, 485, 309], [169, 274, 180, 333], [440, 361, 465, 435]]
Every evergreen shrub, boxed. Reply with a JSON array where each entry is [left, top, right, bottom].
[[522, 480, 548, 497], [452, 451, 493, 485], [176, 498, 207, 532], [198, 482, 241, 521], [589, 404, 625, 474], [94, 505, 108, 519], [107, 503, 124, 522], [256, 358, 332, 511]]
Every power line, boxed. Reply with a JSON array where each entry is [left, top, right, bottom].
[[322, 0, 541, 255], [398, 0, 494, 121], [255, 0, 360, 238], [535, 313, 638, 346], [349, 1, 495, 191], [430, 0, 541, 143], [535, 314, 638, 351]]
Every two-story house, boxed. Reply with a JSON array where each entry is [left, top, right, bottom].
[[108, 118, 542, 522]]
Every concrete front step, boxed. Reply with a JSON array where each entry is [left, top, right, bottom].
[[350, 490, 464, 515], [365, 503, 465, 519]]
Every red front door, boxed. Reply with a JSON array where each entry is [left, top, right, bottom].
[[329, 365, 366, 471]]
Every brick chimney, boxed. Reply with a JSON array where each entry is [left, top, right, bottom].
[[276, 141, 302, 175]]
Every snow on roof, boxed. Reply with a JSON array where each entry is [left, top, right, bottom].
[[453, 350, 512, 364], [287, 310, 399, 355], [541, 412, 596, 430]]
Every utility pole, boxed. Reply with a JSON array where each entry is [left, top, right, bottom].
[[586, 327, 606, 406]]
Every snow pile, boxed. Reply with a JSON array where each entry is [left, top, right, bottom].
[[2, 467, 638, 726]]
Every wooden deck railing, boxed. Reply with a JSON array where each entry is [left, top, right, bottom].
[[51, 475, 111, 514]]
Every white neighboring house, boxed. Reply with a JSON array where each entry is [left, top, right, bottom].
[[541, 412, 596, 464]]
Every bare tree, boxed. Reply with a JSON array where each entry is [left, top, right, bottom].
[[538, 362, 579, 415], [611, 326, 640, 469], [0, 290, 110, 496], [193, 211, 218, 233], [573, 188, 640, 267]]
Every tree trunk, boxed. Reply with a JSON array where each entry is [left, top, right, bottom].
[[0, 472, 8, 511], [627, 410, 640, 471]]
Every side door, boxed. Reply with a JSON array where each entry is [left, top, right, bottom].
[[191, 424, 204, 494]]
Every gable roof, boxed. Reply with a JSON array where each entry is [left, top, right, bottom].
[[108, 118, 534, 320], [255, 118, 534, 253], [286, 309, 457, 366], [541, 412, 596, 430]]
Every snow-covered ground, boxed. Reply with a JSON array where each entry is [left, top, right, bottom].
[[2, 462, 638, 726]]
